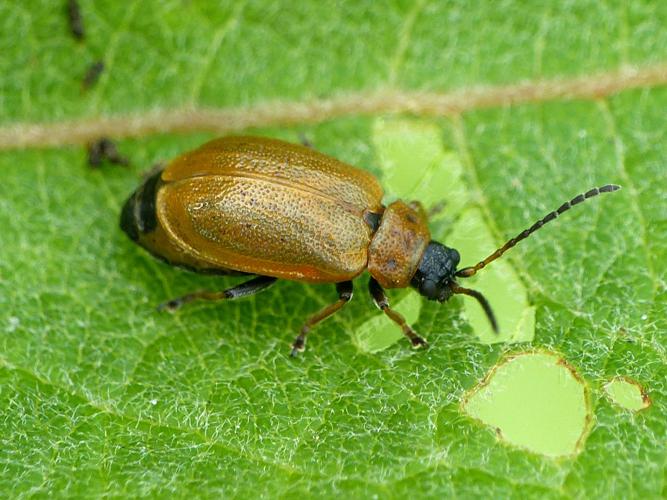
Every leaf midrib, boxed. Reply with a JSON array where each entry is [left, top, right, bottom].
[[2, 63, 667, 151]]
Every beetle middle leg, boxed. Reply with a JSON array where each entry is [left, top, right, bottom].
[[291, 281, 353, 357], [157, 275, 277, 311], [368, 277, 428, 349]]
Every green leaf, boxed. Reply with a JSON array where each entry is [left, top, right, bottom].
[[1, 1, 666, 497]]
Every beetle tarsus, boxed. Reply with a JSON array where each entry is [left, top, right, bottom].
[[411, 336, 429, 349], [156, 276, 277, 313], [157, 298, 185, 312], [290, 336, 306, 357], [157, 293, 201, 312]]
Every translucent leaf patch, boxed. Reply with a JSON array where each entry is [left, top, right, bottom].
[[603, 377, 651, 412], [462, 351, 591, 458], [448, 208, 535, 344]]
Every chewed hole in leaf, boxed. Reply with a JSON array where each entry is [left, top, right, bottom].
[[462, 351, 592, 458], [603, 377, 651, 412], [372, 118, 468, 221]]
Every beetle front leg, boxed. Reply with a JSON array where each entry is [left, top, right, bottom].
[[368, 277, 428, 349], [158, 276, 277, 311], [291, 281, 353, 357]]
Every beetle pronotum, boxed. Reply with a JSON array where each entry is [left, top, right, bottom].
[[120, 136, 620, 356]]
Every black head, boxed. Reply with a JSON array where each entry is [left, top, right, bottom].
[[411, 242, 459, 301], [410, 184, 621, 334], [411, 241, 498, 332]]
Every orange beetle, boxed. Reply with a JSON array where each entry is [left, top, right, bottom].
[[121, 136, 619, 355]]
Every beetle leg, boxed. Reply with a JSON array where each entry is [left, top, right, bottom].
[[291, 281, 353, 357], [368, 277, 428, 349], [157, 276, 277, 312]]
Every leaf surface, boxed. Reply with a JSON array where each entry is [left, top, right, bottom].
[[1, 1, 666, 497]]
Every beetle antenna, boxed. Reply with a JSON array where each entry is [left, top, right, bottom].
[[456, 184, 621, 278], [451, 283, 498, 333]]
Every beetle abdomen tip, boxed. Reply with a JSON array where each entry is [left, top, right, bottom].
[[120, 194, 139, 241]]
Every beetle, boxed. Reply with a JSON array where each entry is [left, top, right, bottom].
[[120, 136, 620, 356]]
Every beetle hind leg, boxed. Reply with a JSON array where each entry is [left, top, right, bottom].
[[368, 277, 428, 349], [157, 275, 277, 311], [291, 281, 353, 357]]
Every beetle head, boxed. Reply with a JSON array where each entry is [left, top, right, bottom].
[[411, 241, 459, 301], [411, 241, 498, 332]]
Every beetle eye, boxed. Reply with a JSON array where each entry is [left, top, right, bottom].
[[421, 279, 438, 299]]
